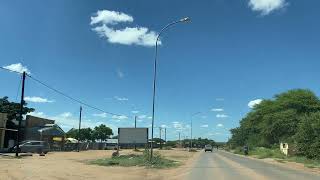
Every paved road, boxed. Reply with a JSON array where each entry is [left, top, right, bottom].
[[186, 150, 320, 180]]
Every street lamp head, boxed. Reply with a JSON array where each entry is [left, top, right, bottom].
[[180, 17, 191, 23]]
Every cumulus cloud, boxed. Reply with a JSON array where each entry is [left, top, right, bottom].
[[92, 113, 107, 118], [112, 115, 128, 120], [60, 112, 72, 118], [27, 111, 46, 118], [131, 110, 139, 114], [114, 96, 128, 101], [161, 124, 168, 128], [216, 114, 229, 118], [172, 121, 189, 131], [248, 99, 263, 108], [248, 0, 288, 15], [24, 96, 54, 103], [90, 10, 159, 47], [211, 108, 224, 112], [90, 10, 133, 25], [200, 124, 209, 128], [138, 115, 147, 119], [217, 123, 224, 127], [3, 63, 31, 74]]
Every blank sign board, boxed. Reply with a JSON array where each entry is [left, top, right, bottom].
[[118, 128, 148, 144]]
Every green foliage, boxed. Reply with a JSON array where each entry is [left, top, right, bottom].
[[90, 149, 178, 168], [0, 96, 34, 128], [66, 124, 113, 142], [228, 89, 320, 159], [66, 127, 94, 142], [295, 112, 320, 159], [92, 124, 113, 142]]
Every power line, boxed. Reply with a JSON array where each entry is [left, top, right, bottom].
[[15, 75, 22, 101], [26, 74, 125, 117], [1, 66, 128, 117]]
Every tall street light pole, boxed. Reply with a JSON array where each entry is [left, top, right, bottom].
[[150, 17, 191, 160], [190, 112, 201, 150]]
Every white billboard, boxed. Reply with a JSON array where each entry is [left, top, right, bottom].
[[118, 128, 148, 144]]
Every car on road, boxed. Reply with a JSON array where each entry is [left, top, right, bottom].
[[9, 140, 50, 154], [204, 144, 213, 152]]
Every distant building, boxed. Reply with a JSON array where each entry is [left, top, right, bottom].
[[25, 115, 65, 150]]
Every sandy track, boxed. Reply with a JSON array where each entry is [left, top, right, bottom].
[[0, 149, 198, 180]]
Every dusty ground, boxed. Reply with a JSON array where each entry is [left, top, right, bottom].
[[0, 149, 199, 180]]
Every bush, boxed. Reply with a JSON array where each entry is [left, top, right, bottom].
[[90, 149, 178, 168], [295, 112, 320, 159]]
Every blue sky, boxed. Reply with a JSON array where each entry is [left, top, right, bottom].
[[1, 0, 320, 142]]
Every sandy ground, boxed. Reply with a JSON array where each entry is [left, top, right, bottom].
[[0, 149, 199, 180]]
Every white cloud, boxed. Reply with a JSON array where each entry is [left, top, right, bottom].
[[3, 63, 31, 74], [216, 114, 229, 118], [248, 99, 263, 108], [248, 0, 288, 15], [114, 96, 128, 101], [117, 69, 124, 78], [217, 123, 224, 127], [216, 98, 224, 101], [211, 108, 224, 112], [172, 121, 186, 130], [90, 10, 133, 25], [90, 10, 159, 47], [24, 96, 54, 103], [138, 115, 147, 119], [27, 111, 46, 118], [92, 113, 107, 118], [161, 124, 168, 128], [147, 116, 152, 119], [112, 115, 128, 120], [60, 112, 72, 118], [200, 124, 209, 128], [131, 111, 139, 114]]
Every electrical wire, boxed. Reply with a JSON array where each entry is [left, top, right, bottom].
[[26, 74, 125, 117], [15, 75, 22, 101]]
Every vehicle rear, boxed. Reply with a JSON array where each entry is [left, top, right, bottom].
[[204, 144, 213, 152]]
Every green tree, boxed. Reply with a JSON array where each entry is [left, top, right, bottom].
[[229, 89, 320, 149], [92, 124, 113, 142], [66, 128, 94, 142], [0, 96, 34, 128], [295, 112, 320, 159]]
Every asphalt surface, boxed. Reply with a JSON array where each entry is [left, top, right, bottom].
[[186, 150, 320, 180]]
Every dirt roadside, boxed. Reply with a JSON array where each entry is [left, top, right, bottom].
[[0, 149, 199, 180], [222, 150, 320, 175]]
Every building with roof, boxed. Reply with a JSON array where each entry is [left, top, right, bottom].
[[25, 115, 65, 150]]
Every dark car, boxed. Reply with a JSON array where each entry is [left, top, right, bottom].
[[10, 140, 50, 154], [204, 144, 213, 152]]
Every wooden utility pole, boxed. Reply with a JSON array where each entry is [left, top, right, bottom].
[[77, 106, 82, 152], [134, 116, 137, 150], [159, 127, 162, 149], [16, 71, 26, 157]]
